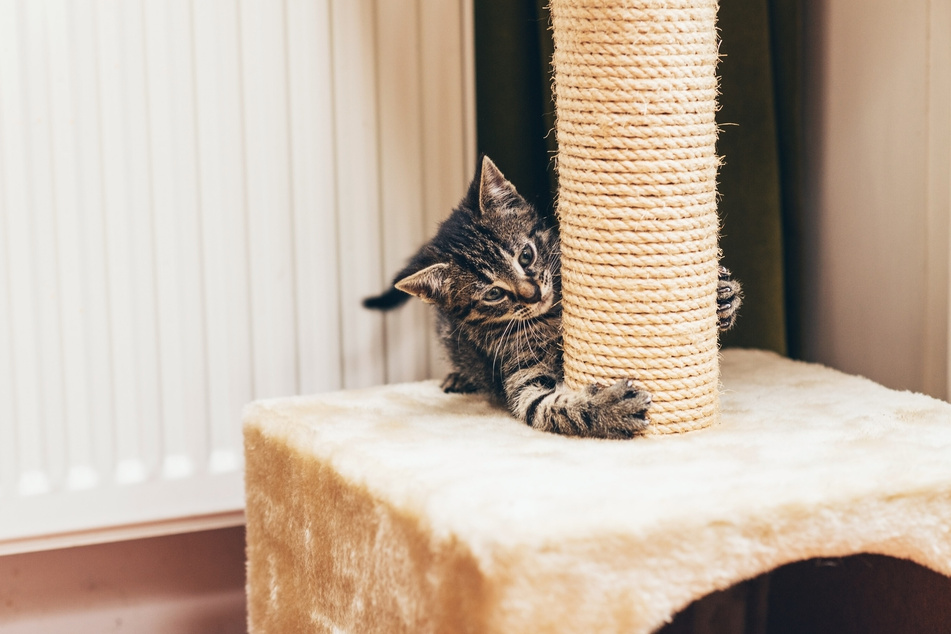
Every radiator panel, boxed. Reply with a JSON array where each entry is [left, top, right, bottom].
[[0, 0, 474, 550]]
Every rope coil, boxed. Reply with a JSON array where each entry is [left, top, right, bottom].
[[552, 0, 721, 434]]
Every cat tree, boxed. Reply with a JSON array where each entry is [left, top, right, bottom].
[[243, 1, 951, 632]]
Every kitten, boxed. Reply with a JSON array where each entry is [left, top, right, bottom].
[[364, 156, 742, 439]]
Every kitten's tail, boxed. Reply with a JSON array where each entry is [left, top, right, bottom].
[[362, 287, 410, 311]]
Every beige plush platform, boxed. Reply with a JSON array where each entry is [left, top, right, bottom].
[[243, 349, 951, 634]]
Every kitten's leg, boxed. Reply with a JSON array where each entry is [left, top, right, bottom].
[[717, 266, 743, 331], [440, 343, 493, 394], [507, 373, 652, 439], [441, 372, 481, 393], [437, 312, 491, 394]]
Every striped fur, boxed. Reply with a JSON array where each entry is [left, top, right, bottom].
[[364, 156, 741, 439]]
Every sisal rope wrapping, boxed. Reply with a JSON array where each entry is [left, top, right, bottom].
[[551, 0, 721, 434]]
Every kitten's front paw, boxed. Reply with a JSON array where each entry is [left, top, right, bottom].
[[585, 380, 652, 439], [717, 266, 742, 332], [441, 372, 480, 394]]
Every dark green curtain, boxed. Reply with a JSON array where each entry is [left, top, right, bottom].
[[473, 1, 557, 220], [474, 0, 802, 356]]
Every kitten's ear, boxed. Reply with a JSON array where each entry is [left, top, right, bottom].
[[394, 263, 450, 304], [478, 155, 524, 216]]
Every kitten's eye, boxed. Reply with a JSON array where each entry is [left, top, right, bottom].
[[518, 244, 535, 267], [483, 287, 505, 302]]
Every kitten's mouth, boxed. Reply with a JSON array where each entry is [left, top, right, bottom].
[[523, 290, 555, 320]]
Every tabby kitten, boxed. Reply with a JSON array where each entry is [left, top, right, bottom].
[[364, 156, 741, 439]]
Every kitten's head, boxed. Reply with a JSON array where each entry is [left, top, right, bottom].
[[396, 156, 560, 325]]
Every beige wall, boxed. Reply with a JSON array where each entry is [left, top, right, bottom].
[[800, 0, 951, 398]]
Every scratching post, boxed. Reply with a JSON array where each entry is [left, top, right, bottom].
[[551, 0, 721, 433]]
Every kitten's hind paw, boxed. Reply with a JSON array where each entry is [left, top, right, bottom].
[[441, 372, 480, 394], [586, 380, 652, 439], [717, 266, 743, 332]]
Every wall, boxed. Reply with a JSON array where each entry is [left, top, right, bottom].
[[799, 0, 951, 399], [0, 527, 246, 633]]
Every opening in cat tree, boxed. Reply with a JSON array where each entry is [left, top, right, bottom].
[[659, 554, 951, 634]]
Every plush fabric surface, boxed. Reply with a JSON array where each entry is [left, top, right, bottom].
[[243, 349, 951, 634]]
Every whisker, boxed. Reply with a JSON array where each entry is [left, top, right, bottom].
[[516, 320, 529, 370], [493, 318, 517, 377], [524, 320, 542, 365]]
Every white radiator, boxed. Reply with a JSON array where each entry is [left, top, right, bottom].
[[0, 0, 474, 554]]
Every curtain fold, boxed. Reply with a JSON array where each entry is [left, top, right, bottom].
[[715, 0, 791, 354], [474, 0, 556, 219], [474, 0, 801, 355], [768, 0, 804, 359]]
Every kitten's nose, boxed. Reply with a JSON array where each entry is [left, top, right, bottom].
[[516, 280, 541, 304]]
